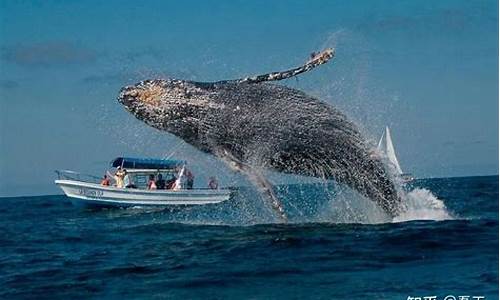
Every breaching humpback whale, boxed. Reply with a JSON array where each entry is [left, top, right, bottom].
[[118, 49, 403, 220]]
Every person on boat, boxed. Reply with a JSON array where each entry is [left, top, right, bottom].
[[185, 169, 194, 189], [166, 175, 177, 190], [108, 166, 125, 188], [147, 174, 157, 190], [155, 174, 166, 189], [100, 174, 110, 186], [123, 169, 137, 188], [208, 177, 218, 190]]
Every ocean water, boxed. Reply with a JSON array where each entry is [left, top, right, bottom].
[[0, 175, 498, 299]]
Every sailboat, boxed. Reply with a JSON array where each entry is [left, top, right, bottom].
[[377, 127, 414, 182]]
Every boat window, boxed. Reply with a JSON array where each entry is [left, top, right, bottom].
[[134, 174, 148, 188]]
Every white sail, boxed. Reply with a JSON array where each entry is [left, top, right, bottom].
[[377, 130, 385, 151], [385, 126, 403, 175]]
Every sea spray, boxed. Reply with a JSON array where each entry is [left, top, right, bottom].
[[393, 188, 453, 222]]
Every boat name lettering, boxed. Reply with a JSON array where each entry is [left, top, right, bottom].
[[78, 188, 103, 198]]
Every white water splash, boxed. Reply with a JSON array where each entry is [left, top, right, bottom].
[[313, 184, 391, 224], [393, 188, 453, 223]]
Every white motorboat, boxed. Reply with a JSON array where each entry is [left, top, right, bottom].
[[55, 157, 232, 208]]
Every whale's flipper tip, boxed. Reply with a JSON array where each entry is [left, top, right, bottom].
[[308, 48, 335, 65], [230, 48, 336, 85]]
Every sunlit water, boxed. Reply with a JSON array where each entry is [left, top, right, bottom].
[[1, 176, 498, 299]]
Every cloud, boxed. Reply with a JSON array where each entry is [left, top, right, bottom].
[[2, 41, 98, 67], [82, 73, 130, 85], [443, 139, 486, 148], [81, 71, 157, 86], [124, 47, 167, 62], [356, 8, 474, 33], [0, 80, 19, 89]]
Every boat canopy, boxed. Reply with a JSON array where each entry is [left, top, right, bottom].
[[111, 157, 186, 170]]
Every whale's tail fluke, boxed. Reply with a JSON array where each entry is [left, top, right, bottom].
[[223, 48, 335, 85]]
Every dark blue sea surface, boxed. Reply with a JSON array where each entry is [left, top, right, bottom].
[[0, 176, 498, 299]]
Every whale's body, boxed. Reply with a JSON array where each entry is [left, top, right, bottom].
[[118, 49, 403, 219]]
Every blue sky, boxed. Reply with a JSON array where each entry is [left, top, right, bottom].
[[0, 0, 498, 196]]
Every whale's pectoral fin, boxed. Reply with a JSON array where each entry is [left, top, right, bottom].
[[246, 170, 288, 222], [215, 149, 288, 222], [220, 48, 335, 85]]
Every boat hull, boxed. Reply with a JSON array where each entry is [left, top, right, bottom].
[[55, 180, 232, 208]]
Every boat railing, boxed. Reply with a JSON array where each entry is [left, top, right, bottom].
[[55, 170, 102, 184]]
